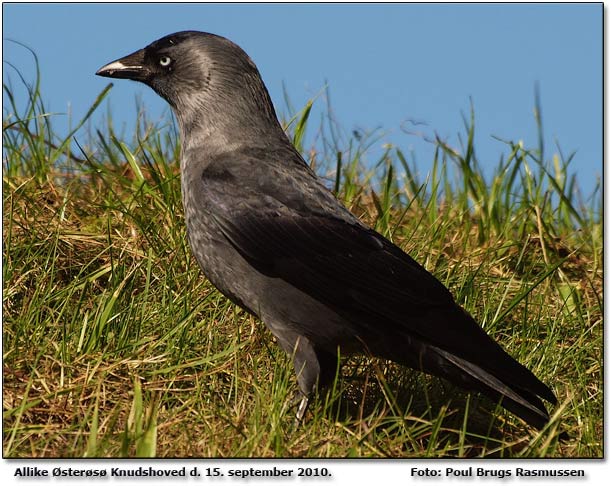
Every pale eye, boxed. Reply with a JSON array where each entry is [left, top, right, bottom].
[[159, 56, 172, 67]]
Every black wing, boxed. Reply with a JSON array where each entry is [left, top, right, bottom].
[[199, 151, 458, 330]]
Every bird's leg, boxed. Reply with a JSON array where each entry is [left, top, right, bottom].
[[289, 337, 339, 426], [272, 330, 339, 425], [289, 337, 319, 426]]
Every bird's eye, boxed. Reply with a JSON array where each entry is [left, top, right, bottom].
[[159, 56, 172, 67]]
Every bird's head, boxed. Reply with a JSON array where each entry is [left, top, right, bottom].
[[96, 31, 281, 146]]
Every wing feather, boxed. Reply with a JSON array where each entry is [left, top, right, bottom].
[[198, 153, 556, 406]]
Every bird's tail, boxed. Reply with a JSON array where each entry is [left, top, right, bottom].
[[432, 346, 555, 429]]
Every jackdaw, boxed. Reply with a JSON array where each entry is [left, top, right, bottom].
[[97, 31, 557, 430]]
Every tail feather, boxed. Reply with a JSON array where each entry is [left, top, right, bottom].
[[435, 347, 552, 429]]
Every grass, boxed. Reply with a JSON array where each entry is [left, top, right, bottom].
[[2, 55, 602, 458]]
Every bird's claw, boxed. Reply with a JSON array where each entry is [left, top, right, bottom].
[[294, 395, 309, 427]]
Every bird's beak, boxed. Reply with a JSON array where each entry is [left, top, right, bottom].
[[96, 48, 148, 81]]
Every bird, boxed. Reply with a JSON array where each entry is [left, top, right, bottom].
[[96, 31, 557, 430]]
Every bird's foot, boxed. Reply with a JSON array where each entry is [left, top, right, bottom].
[[293, 394, 310, 427]]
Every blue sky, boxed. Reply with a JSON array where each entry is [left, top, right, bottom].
[[2, 2, 602, 196]]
